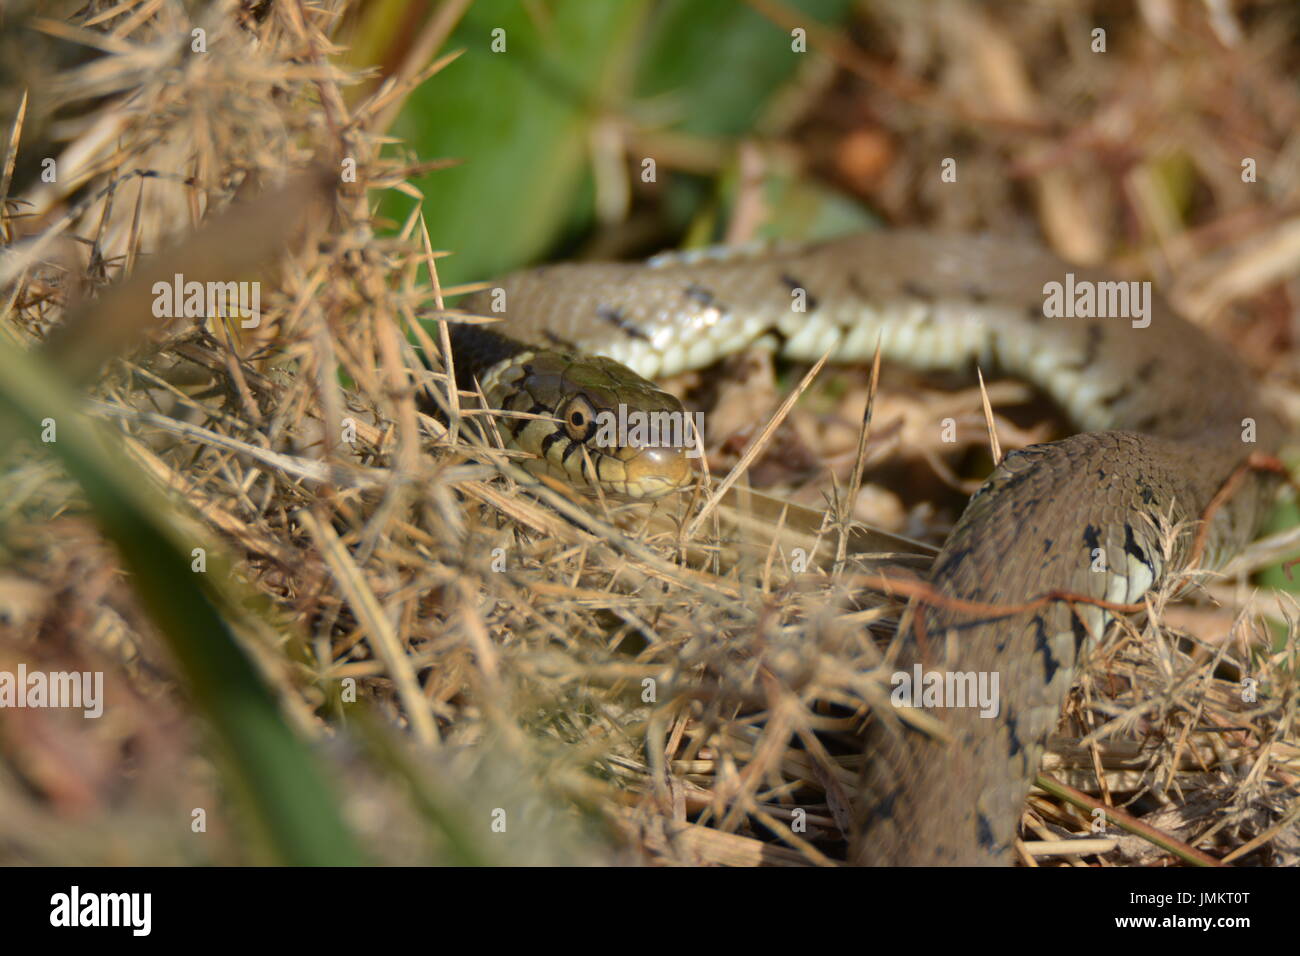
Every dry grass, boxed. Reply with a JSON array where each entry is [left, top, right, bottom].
[[0, 0, 1295, 866]]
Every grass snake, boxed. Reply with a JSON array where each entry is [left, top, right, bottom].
[[450, 230, 1285, 865]]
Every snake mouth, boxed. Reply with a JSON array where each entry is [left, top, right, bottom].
[[521, 441, 694, 499], [614, 444, 694, 499]]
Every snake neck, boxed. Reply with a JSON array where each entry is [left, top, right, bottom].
[[441, 323, 531, 394]]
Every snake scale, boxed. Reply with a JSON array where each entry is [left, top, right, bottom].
[[451, 230, 1283, 865]]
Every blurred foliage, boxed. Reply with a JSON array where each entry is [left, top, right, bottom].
[[634, 0, 851, 137], [0, 342, 363, 865], [1260, 483, 1300, 597], [385, 0, 646, 288], [378, 0, 856, 288]]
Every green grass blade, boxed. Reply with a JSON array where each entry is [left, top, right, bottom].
[[0, 340, 364, 866]]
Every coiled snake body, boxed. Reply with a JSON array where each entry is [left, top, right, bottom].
[[454, 231, 1283, 865]]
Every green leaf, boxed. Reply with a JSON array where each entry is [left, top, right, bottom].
[[385, 0, 650, 288], [635, 0, 856, 137]]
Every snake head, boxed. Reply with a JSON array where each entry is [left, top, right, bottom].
[[504, 352, 696, 499]]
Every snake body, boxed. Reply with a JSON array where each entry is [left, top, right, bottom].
[[454, 231, 1283, 865]]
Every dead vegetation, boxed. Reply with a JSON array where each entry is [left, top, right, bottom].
[[0, 0, 1296, 865]]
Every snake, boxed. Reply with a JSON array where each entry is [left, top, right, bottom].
[[450, 230, 1284, 865]]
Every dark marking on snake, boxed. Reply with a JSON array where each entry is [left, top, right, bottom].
[[508, 400, 550, 439], [1082, 523, 1102, 556], [539, 428, 564, 460], [1026, 303, 1046, 323], [596, 304, 651, 341], [684, 283, 715, 307], [780, 273, 819, 312], [935, 844, 959, 863], [1004, 708, 1023, 757], [1034, 618, 1061, 684], [1070, 611, 1091, 655], [561, 437, 582, 465], [963, 283, 990, 303], [766, 322, 792, 354], [934, 544, 974, 580], [901, 279, 933, 300], [871, 788, 899, 822], [1137, 480, 1157, 506], [1100, 382, 1135, 410], [541, 330, 579, 352], [1123, 523, 1149, 569], [976, 813, 997, 851], [847, 271, 875, 303]]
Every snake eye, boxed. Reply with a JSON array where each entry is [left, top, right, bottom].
[[563, 395, 597, 442]]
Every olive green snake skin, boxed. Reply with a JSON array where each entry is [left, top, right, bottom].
[[453, 231, 1284, 865]]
